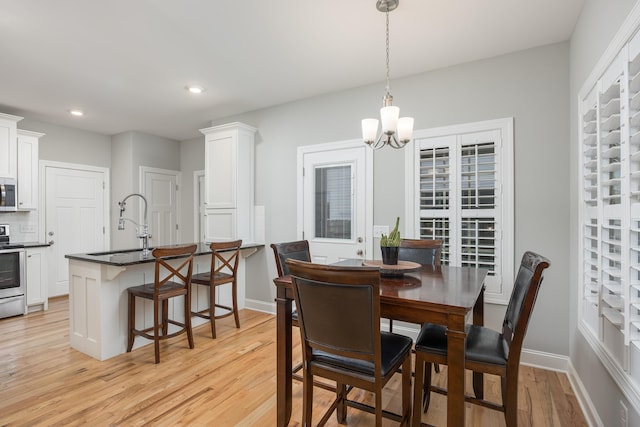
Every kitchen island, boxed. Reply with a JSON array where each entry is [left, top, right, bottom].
[[65, 242, 262, 360]]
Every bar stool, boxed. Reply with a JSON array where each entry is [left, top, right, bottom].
[[127, 244, 198, 364], [191, 240, 242, 339]]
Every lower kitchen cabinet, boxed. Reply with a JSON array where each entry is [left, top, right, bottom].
[[26, 247, 48, 312]]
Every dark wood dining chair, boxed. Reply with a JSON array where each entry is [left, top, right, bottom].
[[286, 258, 413, 426], [412, 251, 550, 427], [127, 244, 198, 364], [397, 239, 444, 373], [389, 239, 443, 332], [191, 240, 242, 339], [271, 240, 312, 281], [270, 240, 323, 387], [398, 238, 443, 267]]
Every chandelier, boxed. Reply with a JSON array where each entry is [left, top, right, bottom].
[[362, 0, 413, 149]]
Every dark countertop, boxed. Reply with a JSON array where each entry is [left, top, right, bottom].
[[0, 241, 51, 249], [65, 242, 263, 266]]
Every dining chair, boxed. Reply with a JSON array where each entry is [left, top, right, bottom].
[[411, 251, 550, 427], [389, 239, 443, 332], [127, 244, 198, 364], [398, 238, 443, 267], [270, 240, 331, 389], [191, 240, 242, 339], [286, 258, 413, 426]]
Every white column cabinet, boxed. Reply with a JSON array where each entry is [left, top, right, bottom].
[[17, 129, 44, 210], [26, 247, 48, 312], [200, 122, 256, 242], [0, 113, 23, 179]]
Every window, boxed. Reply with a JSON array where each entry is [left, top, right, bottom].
[[314, 165, 352, 239], [577, 14, 640, 407], [405, 118, 514, 304]]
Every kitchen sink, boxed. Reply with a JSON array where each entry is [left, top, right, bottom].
[[86, 248, 153, 256]]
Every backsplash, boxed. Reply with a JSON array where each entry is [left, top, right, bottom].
[[0, 210, 40, 243]]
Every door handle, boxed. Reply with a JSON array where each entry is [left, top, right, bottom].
[[48, 240, 54, 245], [356, 249, 363, 256]]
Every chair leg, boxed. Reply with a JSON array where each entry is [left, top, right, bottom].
[[375, 386, 383, 427], [412, 354, 425, 427], [162, 300, 169, 336], [232, 279, 240, 328], [153, 300, 161, 364], [209, 286, 217, 339], [401, 357, 412, 426], [422, 362, 433, 413], [185, 291, 194, 349], [302, 369, 314, 427], [503, 373, 517, 427], [127, 293, 135, 352], [336, 382, 347, 423]]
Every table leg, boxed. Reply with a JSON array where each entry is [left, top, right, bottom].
[[276, 288, 293, 427], [472, 286, 485, 400], [446, 315, 466, 427]]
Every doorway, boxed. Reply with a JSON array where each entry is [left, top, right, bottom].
[[140, 167, 180, 246], [297, 140, 373, 263], [41, 161, 108, 297]]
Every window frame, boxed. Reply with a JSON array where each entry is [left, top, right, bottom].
[[404, 117, 515, 304]]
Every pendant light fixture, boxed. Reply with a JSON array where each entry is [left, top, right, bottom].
[[362, 0, 413, 149]]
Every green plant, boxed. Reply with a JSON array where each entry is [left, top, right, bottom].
[[380, 217, 401, 247]]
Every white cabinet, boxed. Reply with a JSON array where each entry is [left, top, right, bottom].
[[200, 122, 256, 242], [26, 247, 48, 312], [0, 113, 23, 178], [17, 130, 44, 210]]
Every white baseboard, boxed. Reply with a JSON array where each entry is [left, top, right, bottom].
[[244, 298, 275, 314], [566, 360, 604, 427]]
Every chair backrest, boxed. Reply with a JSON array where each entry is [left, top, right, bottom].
[[152, 244, 198, 292], [270, 240, 311, 276], [209, 240, 242, 278], [502, 251, 550, 360], [398, 239, 443, 267], [286, 259, 382, 366]]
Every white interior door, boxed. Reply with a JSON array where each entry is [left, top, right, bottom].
[[45, 164, 106, 297], [299, 142, 372, 264], [141, 167, 179, 247]]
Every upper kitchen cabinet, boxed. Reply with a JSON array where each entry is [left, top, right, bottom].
[[0, 113, 23, 179], [200, 122, 257, 242], [17, 129, 44, 210]]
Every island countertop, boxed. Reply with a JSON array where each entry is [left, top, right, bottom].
[[65, 242, 263, 266]]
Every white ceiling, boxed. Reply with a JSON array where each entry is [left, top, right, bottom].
[[0, 0, 585, 141]]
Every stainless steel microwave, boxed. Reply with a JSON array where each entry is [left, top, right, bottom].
[[0, 178, 17, 212]]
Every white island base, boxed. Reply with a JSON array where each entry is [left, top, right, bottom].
[[68, 247, 257, 361]]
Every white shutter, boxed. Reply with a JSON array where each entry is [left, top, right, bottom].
[[417, 126, 507, 298]]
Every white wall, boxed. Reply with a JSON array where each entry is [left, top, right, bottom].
[[569, 1, 640, 426], [111, 131, 180, 249], [180, 42, 572, 353]]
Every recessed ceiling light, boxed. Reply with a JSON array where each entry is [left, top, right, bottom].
[[186, 85, 204, 94], [69, 109, 84, 116]]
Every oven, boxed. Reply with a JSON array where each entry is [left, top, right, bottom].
[[0, 224, 26, 318]]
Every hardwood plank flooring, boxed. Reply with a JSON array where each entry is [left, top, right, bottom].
[[0, 297, 587, 426]]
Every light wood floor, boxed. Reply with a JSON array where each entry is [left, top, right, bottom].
[[0, 297, 587, 426]]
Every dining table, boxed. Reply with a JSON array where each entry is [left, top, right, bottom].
[[273, 259, 488, 427]]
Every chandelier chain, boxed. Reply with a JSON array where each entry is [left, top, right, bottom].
[[385, 9, 391, 95]]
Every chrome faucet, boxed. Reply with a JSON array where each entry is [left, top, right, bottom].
[[117, 193, 151, 255]]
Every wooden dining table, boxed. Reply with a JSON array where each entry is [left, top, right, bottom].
[[273, 260, 488, 427]]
